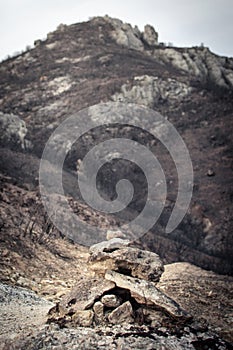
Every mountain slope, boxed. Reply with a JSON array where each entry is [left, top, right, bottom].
[[0, 16, 233, 275]]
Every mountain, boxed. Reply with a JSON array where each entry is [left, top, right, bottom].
[[1, 15, 232, 274], [0, 17, 233, 347]]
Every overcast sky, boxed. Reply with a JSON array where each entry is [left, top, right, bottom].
[[0, 0, 233, 61]]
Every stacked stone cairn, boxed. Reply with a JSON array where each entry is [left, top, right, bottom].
[[48, 237, 191, 327]]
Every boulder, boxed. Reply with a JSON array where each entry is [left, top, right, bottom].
[[103, 16, 144, 51], [89, 239, 164, 282], [60, 276, 115, 311], [142, 25, 158, 46], [90, 238, 131, 255], [0, 112, 28, 150], [101, 294, 121, 308], [107, 301, 134, 324], [105, 270, 190, 319], [93, 301, 104, 323], [72, 309, 94, 327], [106, 229, 126, 240]]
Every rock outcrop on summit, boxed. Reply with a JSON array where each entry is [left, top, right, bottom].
[[102, 15, 233, 90], [154, 47, 233, 90]]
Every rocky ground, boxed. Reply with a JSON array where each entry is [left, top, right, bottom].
[[0, 283, 54, 344]]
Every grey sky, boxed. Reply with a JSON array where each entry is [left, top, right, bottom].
[[0, 0, 233, 61]]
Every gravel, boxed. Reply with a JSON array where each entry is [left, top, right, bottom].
[[0, 282, 54, 342]]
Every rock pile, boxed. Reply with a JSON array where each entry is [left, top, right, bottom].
[[48, 238, 191, 327]]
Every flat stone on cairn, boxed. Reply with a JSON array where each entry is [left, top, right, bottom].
[[89, 238, 164, 282]]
